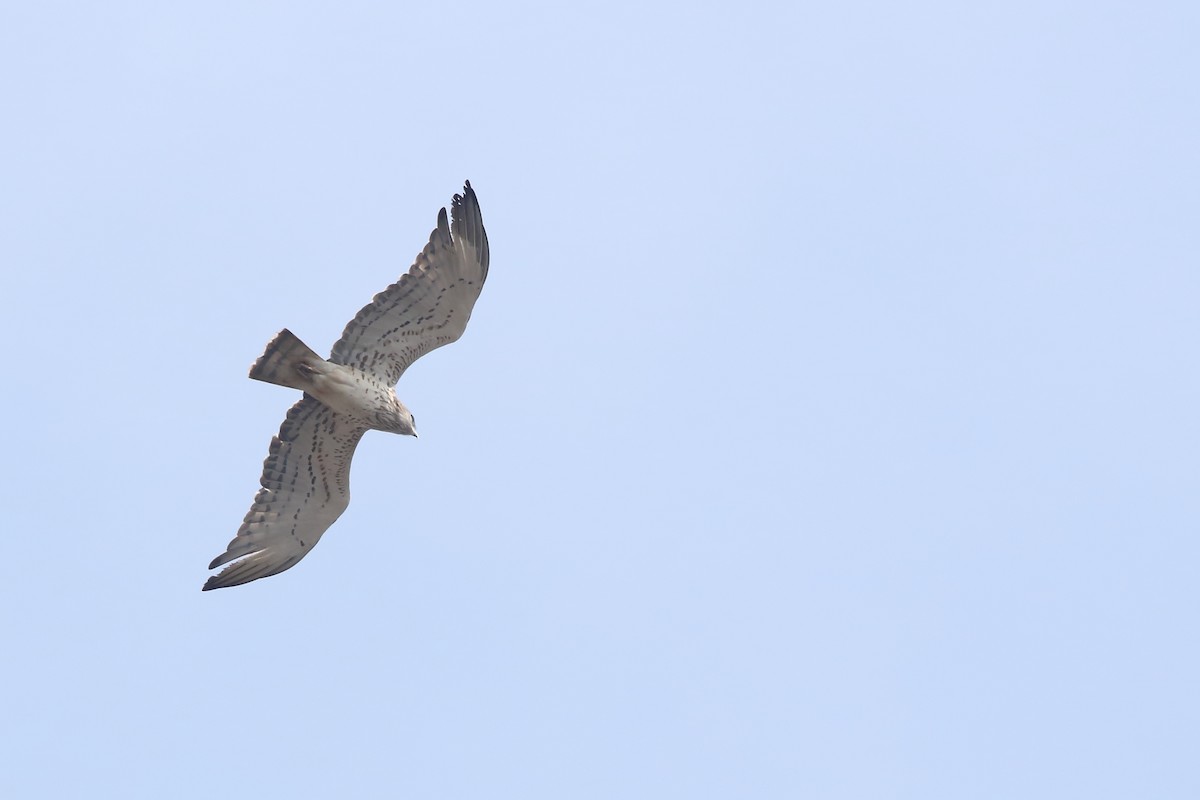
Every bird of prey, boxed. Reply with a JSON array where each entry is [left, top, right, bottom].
[[203, 181, 489, 590]]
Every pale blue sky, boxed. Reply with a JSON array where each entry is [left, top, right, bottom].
[[2, 2, 1197, 797]]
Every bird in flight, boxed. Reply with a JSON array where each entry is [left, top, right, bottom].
[[204, 182, 489, 590]]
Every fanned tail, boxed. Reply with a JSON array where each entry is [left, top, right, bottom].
[[249, 329, 324, 390]]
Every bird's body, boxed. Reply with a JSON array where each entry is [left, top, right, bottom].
[[203, 181, 489, 591], [250, 329, 416, 435]]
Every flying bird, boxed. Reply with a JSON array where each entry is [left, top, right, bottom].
[[203, 181, 489, 590]]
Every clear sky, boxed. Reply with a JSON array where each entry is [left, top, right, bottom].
[[2, 2, 1196, 797]]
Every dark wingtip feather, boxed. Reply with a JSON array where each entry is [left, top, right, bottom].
[[449, 180, 488, 281]]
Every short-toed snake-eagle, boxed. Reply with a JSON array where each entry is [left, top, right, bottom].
[[203, 182, 489, 590]]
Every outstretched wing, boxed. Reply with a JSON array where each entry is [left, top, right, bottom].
[[204, 396, 368, 590], [329, 181, 489, 385]]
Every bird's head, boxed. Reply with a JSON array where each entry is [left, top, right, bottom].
[[391, 400, 418, 438]]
